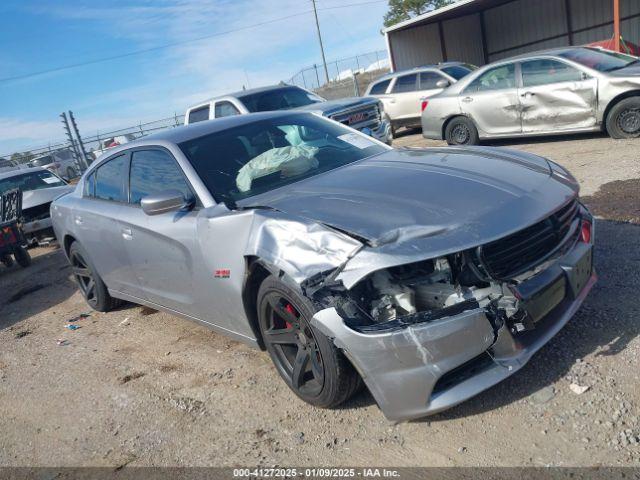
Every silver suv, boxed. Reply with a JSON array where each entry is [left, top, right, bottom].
[[365, 62, 476, 134]]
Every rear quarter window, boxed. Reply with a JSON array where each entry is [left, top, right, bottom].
[[188, 105, 210, 124], [369, 79, 391, 95]]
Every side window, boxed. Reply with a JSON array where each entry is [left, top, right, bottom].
[[369, 79, 391, 95], [419, 71, 445, 90], [466, 64, 516, 93], [214, 101, 241, 118], [84, 171, 95, 197], [392, 74, 418, 93], [521, 59, 585, 87], [94, 155, 128, 202], [188, 105, 210, 124], [129, 150, 194, 205]]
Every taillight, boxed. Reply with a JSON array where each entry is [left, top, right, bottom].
[[580, 219, 592, 243], [421, 100, 429, 111]]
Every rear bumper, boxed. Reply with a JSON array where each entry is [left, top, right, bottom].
[[311, 245, 596, 422]]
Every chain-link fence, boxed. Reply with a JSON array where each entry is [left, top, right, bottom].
[[1, 114, 185, 178], [286, 49, 390, 99]]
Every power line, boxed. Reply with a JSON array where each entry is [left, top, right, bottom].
[[0, 0, 387, 84]]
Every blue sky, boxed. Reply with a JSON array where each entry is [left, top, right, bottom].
[[0, 0, 389, 155]]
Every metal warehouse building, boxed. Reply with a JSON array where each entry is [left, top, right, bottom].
[[384, 0, 640, 71]]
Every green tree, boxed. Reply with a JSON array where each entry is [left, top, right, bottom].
[[383, 0, 455, 28]]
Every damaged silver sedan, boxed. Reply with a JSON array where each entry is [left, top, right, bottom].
[[422, 46, 640, 145], [51, 112, 596, 421]]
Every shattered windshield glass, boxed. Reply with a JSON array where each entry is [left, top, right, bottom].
[[179, 114, 388, 204]]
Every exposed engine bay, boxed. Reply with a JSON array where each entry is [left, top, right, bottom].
[[310, 253, 533, 336]]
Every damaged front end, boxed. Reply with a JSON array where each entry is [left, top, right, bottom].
[[308, 200, 596, 421]]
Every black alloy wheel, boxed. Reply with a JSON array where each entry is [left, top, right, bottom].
[[261, 292, 325, 396], [256, 275, 361, 408], [70, 248, 98, 308]]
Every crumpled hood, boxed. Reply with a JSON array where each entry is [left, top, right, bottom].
[[22, 186, 73, 210], [293, 96, 379, 115], [240, 147, 578, 249]]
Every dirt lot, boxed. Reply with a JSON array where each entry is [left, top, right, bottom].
[[1, 132, 639, 467]]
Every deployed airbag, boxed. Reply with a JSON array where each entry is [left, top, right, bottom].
[[236, 145, 319, 192]]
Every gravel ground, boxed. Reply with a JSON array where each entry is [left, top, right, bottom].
[[1, 132, 639, 467]]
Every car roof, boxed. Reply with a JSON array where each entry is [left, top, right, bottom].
[[372, 62, 469, 82], [188, 84, 301, 108], [502, 46, 593, 62], [133, 110, 308, 145], [0, 166, 47, 180]]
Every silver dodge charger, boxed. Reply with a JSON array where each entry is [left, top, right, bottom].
[[422, 47, 640, 145], [51, 112, 596, 421]]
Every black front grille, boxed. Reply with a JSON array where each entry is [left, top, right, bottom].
[[479, 199, 579, 279], [22, 202, 52, 223]]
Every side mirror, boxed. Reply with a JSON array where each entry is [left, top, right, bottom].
[[141, 190, 190, 216], [436, 79, 451, 89]]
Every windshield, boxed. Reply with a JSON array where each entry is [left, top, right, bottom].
[[0, 170, 66, 193], [179, 114, 388, 204], [238, 87, 324, 112], [558, 48, 638, 72], [441, 64, 477, 80]]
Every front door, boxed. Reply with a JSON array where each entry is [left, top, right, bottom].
[[120, 148, 201, 315], [518, 58, 598, 133], [384, 73, 420, 125], [460, 63, 522, 136]]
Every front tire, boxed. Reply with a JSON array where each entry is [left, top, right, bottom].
[[606, 97, 640, 139], [445, 116, 480, 145], [69, 242, 118, 312], [13, 246, 31, 268], [257, 275, 360, 408]]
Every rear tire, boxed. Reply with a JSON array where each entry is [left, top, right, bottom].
[[257, 275, 361, 408], [69, 242, 118, 312], [606, 97, 640, 139], [13, 246, 31, 268], [445, 116, 480, 145]]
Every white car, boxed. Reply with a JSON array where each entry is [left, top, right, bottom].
[[0, 158, 21, 173], [0, 167, 73, 245], [29, 149, 79, 180], [365, 62, 477, 134]]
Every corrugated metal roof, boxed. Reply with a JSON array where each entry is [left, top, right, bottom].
[[383, 0, 513, 34]]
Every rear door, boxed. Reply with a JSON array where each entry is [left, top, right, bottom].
[[460, 63, 522, 136], [518, 58, 598, 132], [119, 148, 201, 314], [385, 73, 419, 124], [74, 154, 137, 295]]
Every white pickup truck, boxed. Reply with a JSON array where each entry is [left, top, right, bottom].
[[184, 84, 392, 144]]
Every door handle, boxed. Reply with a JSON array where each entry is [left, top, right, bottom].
[[462, 97, 473, 103], [388, 99, 396, 104], [121, 228, 133, 241], [74, 216, 83, 225], [521, 91, 536, 97]]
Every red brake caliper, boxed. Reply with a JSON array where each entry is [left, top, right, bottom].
[[284, 303, 297, 329]]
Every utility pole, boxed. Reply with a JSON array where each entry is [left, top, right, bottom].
[[311, 0, 330, 85], [68, 111, 90, 170], [613, 0, 621, 52], [60, 112, 83, 170]]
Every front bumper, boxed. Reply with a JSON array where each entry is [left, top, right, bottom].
[[311, 243, 596, 422], [22, 216, 52, 235], [365, 119, 393, 145]]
